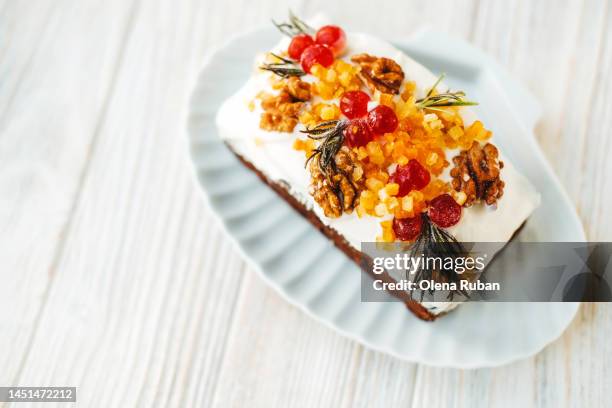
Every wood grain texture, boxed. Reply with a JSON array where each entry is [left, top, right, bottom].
[[0, 0, 141, 387], [1, 0, 611, 406]]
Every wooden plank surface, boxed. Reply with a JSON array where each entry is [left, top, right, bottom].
[[1, 0, 611, 406], [0, 0, 141, 387]]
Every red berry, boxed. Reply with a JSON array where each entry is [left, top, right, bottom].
[[315, 25, 346, 55], [390, 159, 431, 197], [393, 215, 423, 241], [340, 91, 370, 119], [428, 194, 462, 228], [367, 105, 398, 134], [343, 119, 373, 147], [288, 34, 315, 60], [300, 44, 334, 73]]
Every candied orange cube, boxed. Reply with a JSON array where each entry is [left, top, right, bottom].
[[385, 197, 399, 210], [382, 142, 394, 157], [465, 120, 483, 140], [394, 207, 414, 219], [292, 138, 315, 157], [405, 147, 418, 159], [400, 81, 416, 101], [360, 190, 376, 210], [320, 104, 340, 121], [396, 98, 416, 119], [339, 72, 352, 87], [409, 190, 424, 202], [476, 128, 491, 141], [401, 195, 414, 212], [366, 177, 385, 192], [365, 141, 378, 153], [325, 69, 337, 82], [374, 203, 388, 216], [311, 64, 324, 78], [448, 125, 464, 140], [382, 228, 395, 242], [299, 110, 315, 125], [314, 82, 335, 100], [334, 59, 351, 72], [385, 183, 400, 196], [453, 191, 467, 206], [356, 204, 367, 218], [371, 170, 389, 183], [379, 93, 395, 108], [426, 152, 439, 166]]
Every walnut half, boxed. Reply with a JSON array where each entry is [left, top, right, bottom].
[[351, 53, 405, 95], [309, 146, 363, 218], [450, 141, 505, 206], [259, 77, 311, 132]]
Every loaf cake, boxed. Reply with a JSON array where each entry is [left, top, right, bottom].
[[216, 14, 540, 320]]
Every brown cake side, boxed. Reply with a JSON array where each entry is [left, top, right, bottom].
[[227, 143, 439, 321]]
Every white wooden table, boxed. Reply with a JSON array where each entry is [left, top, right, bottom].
[[1, 0, 611, 406]]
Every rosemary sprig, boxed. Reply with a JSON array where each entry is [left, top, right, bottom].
[[416, 74, 478, 112], [408, 213, 470, 301], [260, 53, 305, 78], [272, 11, 315, 37], [302, 120, 348, 179]]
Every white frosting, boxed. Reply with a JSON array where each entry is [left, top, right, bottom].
[[216, 32, 540, 314]]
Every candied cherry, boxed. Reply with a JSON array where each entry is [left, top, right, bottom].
[[300, 44, 334, 73], [315, 25, 346, 55], [393, 215, 423, 241], [428, 194, 462, 228], [343, 119, 373, 147], [390, 159, 431, 197], [367, 105, 398, 134], [340, 91, 370, 119], [288, 34, 315, 60]]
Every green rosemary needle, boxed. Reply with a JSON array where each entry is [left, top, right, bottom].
[[408, 213, 469, 301], [260, 53, 305, 78], [416, 74, 478, 112], [272, 11, 314, 37]]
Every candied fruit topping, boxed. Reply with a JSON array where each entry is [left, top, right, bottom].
[[344, 119, 373, 148], [340, 91, 370, 119], [428, 194, 462, 228], [379, 220, 396, 242], [310, 60, 362, 100], [300, 44, 334, 73], [393, 215, 423, 241], [367, 105, 398, 134], [288, 34, 315, 60], [315, 25, 346, 56], [257, 34, 499, 241], [299, 103, 341, 126], [389, 159, 430, 197], [293, 138, 315, 157]]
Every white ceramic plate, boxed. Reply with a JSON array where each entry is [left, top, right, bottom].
[[187, 27, 584, 368]]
